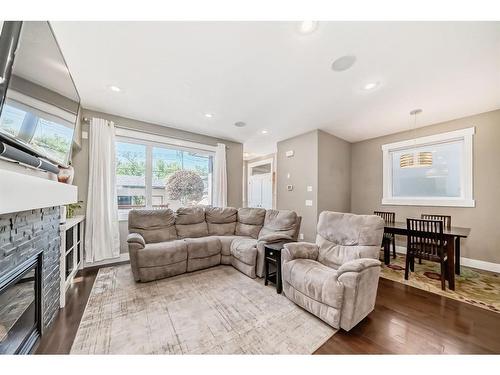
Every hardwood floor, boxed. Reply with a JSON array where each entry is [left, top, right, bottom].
[[36, 267, 500, 354]]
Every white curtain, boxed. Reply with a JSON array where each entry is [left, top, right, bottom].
[[213, 143, 227, 207], [85, 118, 120, 263]]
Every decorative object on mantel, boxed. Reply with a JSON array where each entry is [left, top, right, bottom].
[[66, 201, 83, 219], [400, 109, 433, 169], [58, 163, 75, 184]]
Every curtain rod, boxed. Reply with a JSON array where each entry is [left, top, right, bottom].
[[82, 117, 229, 149]]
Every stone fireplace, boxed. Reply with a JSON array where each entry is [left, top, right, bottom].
[[0, 207, 60, 354]]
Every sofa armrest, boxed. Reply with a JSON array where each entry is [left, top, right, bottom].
[[258, 233, 293, 243], [337, 258, 380, 278], [281, 242, 319, 263], [127, 233, 146, 249]]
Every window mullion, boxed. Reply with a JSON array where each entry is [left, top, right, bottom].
[[145, 144, 153, 208]]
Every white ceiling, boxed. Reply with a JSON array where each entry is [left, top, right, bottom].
[[51, 21, 500, 155]]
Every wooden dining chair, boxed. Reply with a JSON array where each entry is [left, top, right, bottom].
[[374, 211, 396, 264], [418, 214, 451, 264], [406, 218, 448, 290], [421, 214, 451, 229]]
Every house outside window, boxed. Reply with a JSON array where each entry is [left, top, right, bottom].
[[381, 127, 475, 207]]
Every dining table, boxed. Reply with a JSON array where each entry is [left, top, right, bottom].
[[383, 221, 471, 291]]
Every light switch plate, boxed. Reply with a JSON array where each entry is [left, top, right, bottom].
[[287, 184, 293, 191], [305, 200, 313, 206], [285, 150, 294, 158], [299, 233, 304, 240], [82, 131, 88, 139], [307, 185, 313, 192]]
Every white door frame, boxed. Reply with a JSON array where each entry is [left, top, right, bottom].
[[247, 157, 274, 209]]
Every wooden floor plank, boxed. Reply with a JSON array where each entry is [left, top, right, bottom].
[[35, 268, 500, 354]]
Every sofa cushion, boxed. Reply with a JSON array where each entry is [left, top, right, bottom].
[[128, 209, 177, 243], [217, 235, 249, 256], [137, 240, 187, 267], [205, 206, 236, 236], [185, 236, 221, 259], [230, 237, 258, 265], [282, 258, 343, 309], [235, 208, 266, 238], [175, 206, 208, 238], [258, 209, 298, 239]]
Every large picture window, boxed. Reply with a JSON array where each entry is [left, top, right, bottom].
[[115, 129, 214, 219], [382, 127, 474, 207]]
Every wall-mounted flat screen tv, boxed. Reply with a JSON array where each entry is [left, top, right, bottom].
[[0, 21, 80, 168]]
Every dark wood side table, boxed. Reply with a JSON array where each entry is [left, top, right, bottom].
[[264, 241, 292, 294]]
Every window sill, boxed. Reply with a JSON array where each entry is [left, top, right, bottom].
[[382, 197, 475, 207]]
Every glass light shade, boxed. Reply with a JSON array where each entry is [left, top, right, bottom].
[[400, 151, 433, 168]]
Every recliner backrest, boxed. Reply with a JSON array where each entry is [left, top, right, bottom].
[[175, 206, 208, 238], [258, 209, 300, 240], [128, 209, 177, 243], [235, 207, 266, 239], [205, 206, 237, 235], [315, 211, 384, 269]]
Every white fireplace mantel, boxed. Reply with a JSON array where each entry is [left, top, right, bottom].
[[0, 169, 78, 214]]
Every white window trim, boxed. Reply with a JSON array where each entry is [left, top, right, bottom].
[[381, 127, 475, 207], [115, 128, 216, 220]]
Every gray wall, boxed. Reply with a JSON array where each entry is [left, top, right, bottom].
[[351, 109, 500, 264], [277, 129, 351, 241], [72, 109, 244, 254], [277, 130, 318, 241], [318, 130, 351, 215]]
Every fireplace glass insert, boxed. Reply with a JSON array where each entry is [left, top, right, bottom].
[[0, 252, 42, 354]]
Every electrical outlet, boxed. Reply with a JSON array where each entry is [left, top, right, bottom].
[[307, 185, 313, 192], [82, 131, 88, 139], [299, 233, 304, 240]]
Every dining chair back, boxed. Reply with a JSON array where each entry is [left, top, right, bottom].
[[421, 214, 451, 229], [406, 218, 448, 290], [374, 211, 396, 264]]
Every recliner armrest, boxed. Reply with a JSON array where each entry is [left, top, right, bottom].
[[282, 242, 319, 263], [258, 233, 293, 243], [127, 233, 146, 248], [337, 258, 380, 278]]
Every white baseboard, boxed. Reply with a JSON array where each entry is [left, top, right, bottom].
[[393, 246, 500, 273], [83, 252, 130, 269]]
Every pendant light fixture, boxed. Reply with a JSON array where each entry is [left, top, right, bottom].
[[400, 109, 433, 169]]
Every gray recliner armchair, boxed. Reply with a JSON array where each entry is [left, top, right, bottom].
[[281, 211, 385, 331]]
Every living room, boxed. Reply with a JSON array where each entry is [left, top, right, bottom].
[[1, 0, 500, 372]]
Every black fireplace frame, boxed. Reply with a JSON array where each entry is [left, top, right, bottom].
[[0, 251, 43, 354]]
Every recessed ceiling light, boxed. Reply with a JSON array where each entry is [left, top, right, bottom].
[[108, 85, 121, 92], [204, 113, 214, 118], [261, 130, 268, 135], [363, 82, 379, 91], [234, 121, 246, 127], [298, 21, 319, 35], [331, 55, 357, 72]]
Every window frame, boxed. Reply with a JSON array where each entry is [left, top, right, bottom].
[[115, 128, 216, 220], [381, 127, 475, 207]]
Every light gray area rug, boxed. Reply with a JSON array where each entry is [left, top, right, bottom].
[[71, 265, 336, 354]]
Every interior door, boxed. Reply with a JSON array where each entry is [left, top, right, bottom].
[[247, 161, 273, 209], [248, 177, 263, 208]]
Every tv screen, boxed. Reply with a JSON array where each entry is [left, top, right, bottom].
[[0, 21, 80, 167]]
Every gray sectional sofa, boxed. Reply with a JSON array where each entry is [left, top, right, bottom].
[[127, 206, 301, 282]]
